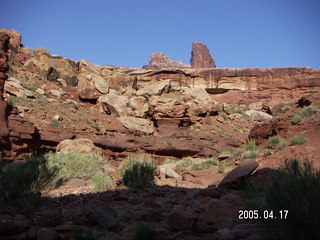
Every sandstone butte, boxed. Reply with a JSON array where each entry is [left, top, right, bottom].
[[0, 29, 320, 240]]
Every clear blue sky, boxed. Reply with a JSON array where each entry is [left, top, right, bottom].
[[1, 0, 320, 69]]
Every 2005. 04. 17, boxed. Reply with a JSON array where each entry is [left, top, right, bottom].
[[239, 210, 288, 219]]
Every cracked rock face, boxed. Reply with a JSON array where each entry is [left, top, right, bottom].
[[190, 42, 216, 68]]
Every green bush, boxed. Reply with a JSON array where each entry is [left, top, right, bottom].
[[119, 154, 156, 189], [247, 159, 320, 240], [281, 105, 292, 112], [264, 148, 272, 157], [0, 158, 58, 200], [290, 135, 308, 145], [300, 106, 318, 117], [133, 222, 155, 240], [180, 158, 193, 168], [246, 139, 257, 151], [242, 150, 258, 159], [291, 115, 302, 125], [50, 119, 60, 127], [267, 135, 286, 151], [205, 117, 212, 125], [191, 158, 218, 170], [46, 152, 103, 181], [91, 174, 116, 191], [242, 139, 258, 159]]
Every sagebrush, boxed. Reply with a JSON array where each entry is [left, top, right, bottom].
[[120, 154, 156, 189]]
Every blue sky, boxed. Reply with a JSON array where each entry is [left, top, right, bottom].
[[1, 0, 320, 68]]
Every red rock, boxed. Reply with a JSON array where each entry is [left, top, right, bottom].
[[219, 159, 258, 188], [36, 228, 61, 240], [190, 42, 216, 68], [248, 119, 279, 144], [168, 205, 197, 231], [193, 187, 221, 199]]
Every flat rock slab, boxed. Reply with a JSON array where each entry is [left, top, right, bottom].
[[219, 159, 258, 188]]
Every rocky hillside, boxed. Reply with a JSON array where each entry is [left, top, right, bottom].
[[0, 29, 319, 240]]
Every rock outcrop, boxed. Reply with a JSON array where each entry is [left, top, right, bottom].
[[0, 32, 10, 139], [190, 42, 216, 68], [143, 52, 190, 69]]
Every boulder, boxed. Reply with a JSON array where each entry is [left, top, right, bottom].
[[183, 87, 212, 101], [4, 77, 34, 98], [36, 228, 61, 240], [219, 159, 258, 188], [118, 117, 154, 134], [77, 72, 109, 100], [150, 94, 188, 118], [159, 162, 182, 180], [56, 138, 102, 156], [129, 96, 149, 118], [190, 42, 216, 68], [24, 55, 77, 86], [83, 205, 121, 232], [98, 94, 132, 117], [248, 101, 272, 114], [245, 110, 273, 121], [0, 215, 30, 235], [168, 205, 197, 231], [136, 79, 171, 97], [187, 99, 217, 116]]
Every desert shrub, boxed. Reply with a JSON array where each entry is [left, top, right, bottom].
[[242, 150, 258, 159], [164, 158, 177, 164], [281, 105, 292, 112], [0, 157, 58, 200], [291, 115, 302, 125], [267, 135, 286, 151], [180, 158, 193, 168], [46, 152, 103, 181], [205, 117, 212, 125], [191, 158, 218, 170], [246, 159, 320, 240], [246, 139, 257, 151], [50, 119, 60, 127], [290, 135, 308, 145], [242, 139, 258, 159], [132, 222, 155, 240], [300, 106, 318, 117], [264, 148, 272, 157], [119, 154, 156, 189], [37, 212, 63, 227], [91, 173, 116, 191]]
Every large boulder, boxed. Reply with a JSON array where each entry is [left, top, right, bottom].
[[24, 55, 77, 85], [129, 96, 149, 118], [245, 110, 273, 121], [136, 79, 171, 97], [118, 117, 154, 134], [56, 138, 102, 156], [98, 94, 132, 117], [168, 205, 198, 231], [150, 94, 188, 118], [4, 77, 34, 98], [190, 42, 216, 68], [77, 73, 109, 100], [187, 99, 217, 116], [219, 159, 258, 188]]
